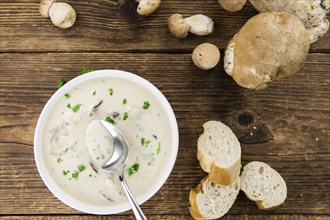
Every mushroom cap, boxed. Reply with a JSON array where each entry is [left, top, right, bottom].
[[168, 14, 190, 38], [230, 12, 310, 90], [136, 0, 161, 16], [39, 0, 55, 18], [192, 43, 220, 70], [49, 2, 76, 28], [184, 14, 214, 36], [249, 0, 330, 43], [218, 0, 247, 12]]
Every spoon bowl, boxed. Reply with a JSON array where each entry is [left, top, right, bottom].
[[99, 120, 127, 172], [87, 119, 146, 220]]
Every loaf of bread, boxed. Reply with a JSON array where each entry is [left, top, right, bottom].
[[189, 176, 240, 220], [197, 121, 241, 185], [240, 161, 287, 210]]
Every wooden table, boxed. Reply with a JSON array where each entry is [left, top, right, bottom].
[[1, 1, 329, 219]]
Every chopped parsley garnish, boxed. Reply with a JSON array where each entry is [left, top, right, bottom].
[[79, 67, 93, 75], [128, 163, 139, 176], [156, 142, 161, 154], [64, 93, 71, 99], [57, 156, 63, 163], [77, 164, 86, 172], [108, 88, 114, 96], [123, 112, 128, 120], [88, 174, 92, 177], [66, 103, 71, 109], [72, 104, 81, 113], [92, 91, 96, 96], [72, 171, 79, 180], [63, 170, 70, 176], [148, 158, 155, 166], [143, 101, 150, 109], [123, 99, 127, 105], [105, 116, 116, 124], [141, 137, 151, 146], [57, 78, 65, 89]]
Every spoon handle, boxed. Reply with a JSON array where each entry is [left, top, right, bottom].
[[119, 176, 147, 220]]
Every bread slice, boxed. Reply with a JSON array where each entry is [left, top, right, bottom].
[[197, 121, 241, 185], [189, 176, 240, 220], [240, 161, 287, 210]]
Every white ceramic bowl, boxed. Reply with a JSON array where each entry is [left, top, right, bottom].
[[34, 69, 179, 214]]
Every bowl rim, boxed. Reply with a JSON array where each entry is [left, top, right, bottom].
[[34, 69, 179, 215]]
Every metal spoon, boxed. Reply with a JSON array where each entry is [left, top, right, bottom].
[[87, 119, 147, 220]]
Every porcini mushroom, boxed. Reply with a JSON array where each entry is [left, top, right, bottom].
[[168, 14, 190, 38], [218, 0, 247, 12], [224, 12, 310, 90], [39, 0, 76, 28], [168, 14, 214, 38], [249, 0, 330, 43], [136, 0, 161, 16], [192, 43, 220, 70]]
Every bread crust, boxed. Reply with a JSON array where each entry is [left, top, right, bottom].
[[209, 158, 241, 185], [189, 177, 208, 220]]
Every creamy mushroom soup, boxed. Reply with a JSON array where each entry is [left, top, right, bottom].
[[43, 76, 173, 206]]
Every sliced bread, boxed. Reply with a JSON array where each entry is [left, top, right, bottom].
[[240, 161, 287, 210], [189, 176, 240, 220], [197, 121, 241, 185]]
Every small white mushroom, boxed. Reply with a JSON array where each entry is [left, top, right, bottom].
[[184, 14, 214, 36], [167, 14, 190, 38], [39, 0, 76, 28], [192, 43, 220, 70], [168, 14, 214, 38], [136, 0, 161, 16]]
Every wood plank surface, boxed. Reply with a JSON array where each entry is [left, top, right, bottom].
[[1, 0, 330, 219], [0, 52, 329, 218], [0, 0, 329, 52], [1, 215, 329, 220]]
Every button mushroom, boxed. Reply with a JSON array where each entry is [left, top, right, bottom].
[[136, 0, 161, 16], [39, 0, 76, 28], [168, 14, 214, 38], [224, 12, 310, 90], [218, 0, 247, 12], [192, 43, 220, 70], [249, 0, 330, 43]]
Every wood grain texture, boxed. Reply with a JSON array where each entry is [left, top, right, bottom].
[[1, 0, 330, 219], [0, 53, 329, 219], [1, 215, 329, 220], [0, 0, 329, 52]]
